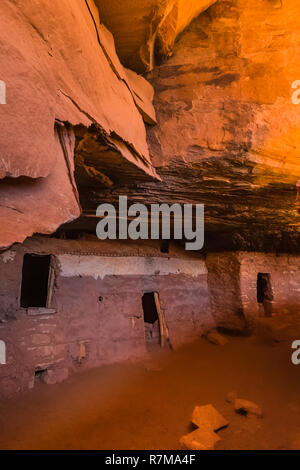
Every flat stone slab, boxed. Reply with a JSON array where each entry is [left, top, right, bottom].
[[180, 427, 221, 450], [192, 404, 229, 431], [234, 398, 263, 418], [206, 331, 228, 346]]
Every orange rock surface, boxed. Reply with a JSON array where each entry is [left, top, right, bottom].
[[96, 0, 216, 72], [1, 0, 300, 249], [0, 0, 157, 247]]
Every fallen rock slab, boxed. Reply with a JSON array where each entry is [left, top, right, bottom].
[[192, 404, 229, 431], [180, 427, 221, 450], [206, 331, 228, 346], [234, 399, 263, 418]]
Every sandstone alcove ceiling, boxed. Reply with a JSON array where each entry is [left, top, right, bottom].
[[95, 0, 217, 72], [0, 0, 300, 252], [65, 0, 300, 252]]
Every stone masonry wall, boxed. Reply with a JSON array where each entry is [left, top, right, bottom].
[[206, 253, 247, 331], [206, 251, 300, 331], [0, 237, 214, 398], [238, 252, 300, 321]]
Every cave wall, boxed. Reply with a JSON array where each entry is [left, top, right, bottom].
[[0, 237, 213, 398], [1, 0, 300, 250], [143, 0, 300, 243], [147, 0, 300, 177], [0, 0, 157, 249]]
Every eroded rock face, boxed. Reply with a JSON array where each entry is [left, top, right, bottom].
[[96, 0, 217, 72], [0, 125, 81, 249], [78, 0, 300, 251], [0, 0, 157, 248], [148, 0, 300, 174], [1, 0, 300, 251], [135, 0, 300, 249]]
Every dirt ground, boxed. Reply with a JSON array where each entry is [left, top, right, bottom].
[[0, 335, 300, 450]]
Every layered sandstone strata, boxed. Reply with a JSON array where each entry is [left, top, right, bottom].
[[1, 0, 300, 251], [91, 0, 300, 251], [0, 0, 157, 248]]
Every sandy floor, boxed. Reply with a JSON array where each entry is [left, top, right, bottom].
[[0, 335, 299, 450]]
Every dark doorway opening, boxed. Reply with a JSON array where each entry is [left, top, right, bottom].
[[257, 273, 273, 317], [160, 240, 169, 254], [20, 254, 51, 308], [142, 292, 160, 347], [34, 368, 47, 383]]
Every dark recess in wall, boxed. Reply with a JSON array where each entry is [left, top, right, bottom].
[[20, 254, 51, 308], [142, 292, 159, 324]]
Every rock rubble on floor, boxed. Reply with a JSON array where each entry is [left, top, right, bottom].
[[180, 404, 228, 450], [205, 331, 229, 346]]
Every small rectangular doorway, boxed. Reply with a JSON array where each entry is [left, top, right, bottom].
[[20, 254, 53, 308], [142, 292, 160, 349], [142, 292, 172, 350], [257, 273, 273, 317]]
